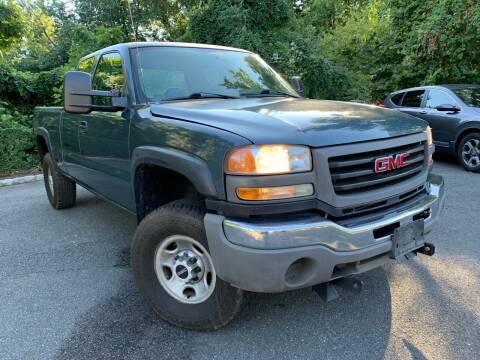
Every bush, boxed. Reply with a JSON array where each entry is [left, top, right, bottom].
[[0, 59, 64, 110], [0, 103, 38, 177]]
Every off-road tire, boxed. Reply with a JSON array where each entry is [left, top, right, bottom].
[[457, 132, 480, 173], [42, 153, 76, 209], [131, 199, 243, 331]]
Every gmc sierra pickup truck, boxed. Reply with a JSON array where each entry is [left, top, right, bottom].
[[34, 42, 445, 330]]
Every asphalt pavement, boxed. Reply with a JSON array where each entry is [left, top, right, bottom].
[[0, 156, 479, 360]]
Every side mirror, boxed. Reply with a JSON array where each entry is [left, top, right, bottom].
[[64, 71, 127, 113], [64, 71, 92, 114], [290, 76, 304, 97], [435, 104, 460, 113]]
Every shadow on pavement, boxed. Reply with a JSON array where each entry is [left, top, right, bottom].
[[55, 260, 393, 360], [403, 339, 428, 360]]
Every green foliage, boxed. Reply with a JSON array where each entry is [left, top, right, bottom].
[[0, 59, 64, 109], [0, 0, 25, 52], [66, 25, 125, 67], [0, 103, 37, 176], [185, 0, 353, 99], [1, 0, 480, 175], [73, 0, 199, 40], [317, 0, 480, 101]]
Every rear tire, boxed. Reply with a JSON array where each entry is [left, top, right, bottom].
[[131, 199, 243, 331], [457, 133, 480, 173], [42, 153, 76, 209]]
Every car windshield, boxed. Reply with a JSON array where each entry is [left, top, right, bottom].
[[131, 46, 299, 102], [452, 87, 480, 107]]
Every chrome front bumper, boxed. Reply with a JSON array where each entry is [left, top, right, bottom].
[[204, 173, 445, 292]]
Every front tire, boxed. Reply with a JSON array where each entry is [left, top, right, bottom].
[[131, 199, 243, 330], [42, 153, 76, 209], [458, 133, 480, 173]]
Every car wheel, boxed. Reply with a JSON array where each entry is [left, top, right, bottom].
[[131, 199, 243, 330], [42, 153, 77, 209], [458, 133, 480, 173]]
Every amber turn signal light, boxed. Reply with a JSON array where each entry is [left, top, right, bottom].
[[236, 184, 314, 201]]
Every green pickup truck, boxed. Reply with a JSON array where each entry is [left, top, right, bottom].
[[34, 42, 445, 330]]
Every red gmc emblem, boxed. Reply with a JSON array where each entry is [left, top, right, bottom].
[[375, 152, 410, 173]]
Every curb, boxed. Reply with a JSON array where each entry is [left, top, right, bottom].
[[0, 174, 43, 188]]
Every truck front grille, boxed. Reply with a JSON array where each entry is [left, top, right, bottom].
[[328, 141, 426, 194]]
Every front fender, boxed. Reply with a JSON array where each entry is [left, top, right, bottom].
[[131, 146, 218, 199]]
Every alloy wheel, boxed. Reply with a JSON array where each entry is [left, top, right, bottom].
[[462, 138, 480, 168]]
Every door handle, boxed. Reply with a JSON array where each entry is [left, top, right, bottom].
[[79, 121, 88, 130]]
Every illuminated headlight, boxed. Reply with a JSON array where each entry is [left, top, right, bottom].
[[426, 126, 433, 147], [225, 145, 312, 175], [426, 126, 434, 164]]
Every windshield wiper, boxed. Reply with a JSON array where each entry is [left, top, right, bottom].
[[242, 89, 299, 98], [162, 92, 240, 101]]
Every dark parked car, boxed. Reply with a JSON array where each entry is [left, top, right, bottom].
[[384, 85, 480, 172]]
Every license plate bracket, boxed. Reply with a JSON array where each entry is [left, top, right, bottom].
[[390, 220, 425, 259]]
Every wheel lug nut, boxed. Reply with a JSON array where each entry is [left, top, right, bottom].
[[187, 257, 198, 265], [192, 266, 202, 274]]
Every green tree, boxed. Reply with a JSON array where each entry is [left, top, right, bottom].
[[0, 0, 25, 53], [316, 0, 480, 101], [73, 0, 198, 40], [185, 0, 353, 99]]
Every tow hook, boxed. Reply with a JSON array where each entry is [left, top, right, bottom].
[[312, 277, 363, 302], [415, 242, 436, 256]]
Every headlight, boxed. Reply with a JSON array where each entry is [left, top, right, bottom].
[[426, 126, 433, 147], [225, 145, 312, 175], [426, 126, 434, 164]]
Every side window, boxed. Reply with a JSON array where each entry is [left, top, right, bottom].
[[391, 93, 404, 106], [402, 90, 425, 108], [77, 57, 95, 73], [426, 89, 457, 109], [93, 52, 125, 92], [92, 52, 125, 106]]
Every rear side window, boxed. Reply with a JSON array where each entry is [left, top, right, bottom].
[[402, 90, 425, 107], [390, 93, 404, 105], [77, 57, 95, 74], [452, 88, 480, 107], [426, 89, 458, 109]]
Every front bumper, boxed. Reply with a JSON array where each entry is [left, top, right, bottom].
[[204, 174, 445, 293]]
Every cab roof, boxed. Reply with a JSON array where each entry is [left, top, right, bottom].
[[79, 41, 251, 62]]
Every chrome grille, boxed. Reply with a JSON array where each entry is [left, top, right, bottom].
[[328, 141, 426, 194]]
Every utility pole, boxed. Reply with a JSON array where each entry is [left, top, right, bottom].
[[126, 0, 137, 41]]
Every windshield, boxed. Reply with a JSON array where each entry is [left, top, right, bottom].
[[131, 46, 298, 102], [452, 87, 480, 107]]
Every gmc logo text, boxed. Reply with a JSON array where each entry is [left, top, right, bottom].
[[375, 152, 410, 173]]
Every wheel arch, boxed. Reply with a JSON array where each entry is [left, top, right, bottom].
[[35, 127, 53, 162], [131, 146, 218, 221], [454, 124, 480, 157]]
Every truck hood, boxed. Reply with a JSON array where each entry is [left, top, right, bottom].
[[150, 98, 427, 147]]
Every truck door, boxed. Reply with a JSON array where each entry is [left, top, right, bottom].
[[61, 56, 96, 178], [76, 51, 134, 210]]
